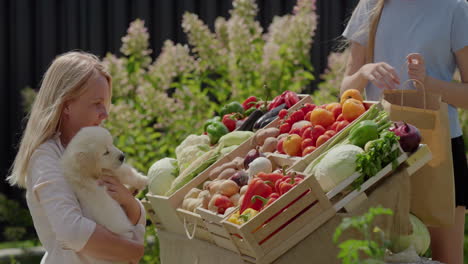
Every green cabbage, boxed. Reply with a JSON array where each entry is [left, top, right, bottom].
[[391, 214, 430, 256], [147, 158, 178, 196], [312, 144, 363, 192]]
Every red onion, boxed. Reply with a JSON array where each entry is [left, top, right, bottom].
[[229, 171, 249, 187], [389, 121, 421, 153], [243, 148, 265, 169]]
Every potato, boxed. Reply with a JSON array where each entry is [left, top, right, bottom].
[[208, 161, 238, 179], [232, 157, 245, 170], [184, 188, 202, 200], [260, 137, 278, 153], [254, 127, 280, 146], [217, 168, 237, 180], [219, 180, 240, 197], [207, 180, 223, 195], [277, 133, 289, 141]]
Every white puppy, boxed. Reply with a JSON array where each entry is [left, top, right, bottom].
[[61, 126, 148, 245]]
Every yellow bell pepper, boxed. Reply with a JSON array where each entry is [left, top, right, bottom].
[[227, 208, 259, 225]]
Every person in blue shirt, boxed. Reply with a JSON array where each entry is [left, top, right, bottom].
[[341, 0, 468, 263]]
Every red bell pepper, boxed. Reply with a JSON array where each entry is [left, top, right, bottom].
[[222, 114, 236, 132], [242, 96, 258, 110], [275, 173, 304, 195], [268, 94, 286, 111], [252, 192, 280, 211], [284, 91, 300, 108], [256, 172, 285, 187], [240, 178, 273, 214]]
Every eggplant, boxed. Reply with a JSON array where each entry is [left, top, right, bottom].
[[238, 109, 265, 131], [253, 103, 286, 130]]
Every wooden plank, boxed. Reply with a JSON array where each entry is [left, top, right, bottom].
[[300, 170, 333, 210], [333, 151, 408, 212], [252, 191, 318, 243], [343, 192, 368, 213], [209, 232, 239, 252], [146, 194, 184, 233], [405, 144, 432, 176], [326, 171, 361, 199], [257, 207, 336, 264]]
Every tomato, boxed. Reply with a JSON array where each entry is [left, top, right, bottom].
[[316, 134, 331, 147], [279, 122, 292, 134], [311, 125, 326, 141], [324, 130, 336, 138], [302, 146, 316, 156], [301, 138, 315, 151], [283, 134, 303, 156], [335, 120, 350, 132]]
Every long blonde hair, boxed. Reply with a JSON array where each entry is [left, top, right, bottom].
[[8, 51, 111, 187]]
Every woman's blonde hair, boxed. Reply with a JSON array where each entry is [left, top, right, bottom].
[[8, 51, 111, 187]]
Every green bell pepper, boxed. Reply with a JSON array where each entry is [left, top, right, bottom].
[[220, 101, 245, 117], [206, 121, 229, 145], [349, 120, 379, 148], [203, 116, 221, 132]]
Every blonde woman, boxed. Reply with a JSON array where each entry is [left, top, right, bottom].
[[8, 51, 145, 263], [341, 0, 468, 263]]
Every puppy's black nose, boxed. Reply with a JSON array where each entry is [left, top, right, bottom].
[[119, 153, 125, 162]]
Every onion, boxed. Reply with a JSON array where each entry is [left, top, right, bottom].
[[243, 148, 265, 169], [229, 170, 249, 187], [389, 121, 421, 153]]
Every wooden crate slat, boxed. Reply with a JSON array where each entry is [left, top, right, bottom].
[[258, 204, 333, 260], [256, 207, 336, 264], [333, 151, 408, 212], [251, 190, 318, 243]]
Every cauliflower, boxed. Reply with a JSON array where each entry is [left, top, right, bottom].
[[175, 134, 211, 173]]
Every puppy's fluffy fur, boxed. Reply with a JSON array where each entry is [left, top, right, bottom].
[[62, 126, 148, 241]]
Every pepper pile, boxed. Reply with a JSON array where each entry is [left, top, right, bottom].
[[228, 171, 304, 225]]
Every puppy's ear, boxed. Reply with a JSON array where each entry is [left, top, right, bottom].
[[75, 151, 100, 177]]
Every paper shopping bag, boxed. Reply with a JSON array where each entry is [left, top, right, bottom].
[[382, 89, 455, 227]]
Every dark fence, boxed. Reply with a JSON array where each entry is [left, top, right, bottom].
[[1, 0, 359, 201]]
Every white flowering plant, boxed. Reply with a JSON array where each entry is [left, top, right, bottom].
[[103, 0, 318, 175]]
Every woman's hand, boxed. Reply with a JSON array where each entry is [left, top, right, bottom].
[[99, 173, 134, 207], [99, 171, 142, 225], [407, 53, 427, 88], [360, 62, 400, 90]]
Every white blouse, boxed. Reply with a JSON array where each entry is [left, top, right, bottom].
[[25, 133, 146, 264]]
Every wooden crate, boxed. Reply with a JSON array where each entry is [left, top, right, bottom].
[[176, 147, 294, 249], [145, 95, 313, 237], [221, 170, 336, 264]]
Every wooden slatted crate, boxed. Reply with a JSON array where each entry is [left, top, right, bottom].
[[221, 170, 335, 264]]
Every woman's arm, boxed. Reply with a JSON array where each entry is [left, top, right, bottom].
[[79, 224, 144, 262], [341, 41, 400, 95], [407, 48, 468, 109], [99, 175, 142, 225]]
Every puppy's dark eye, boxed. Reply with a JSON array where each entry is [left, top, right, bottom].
[[103, 150, 110, 156]]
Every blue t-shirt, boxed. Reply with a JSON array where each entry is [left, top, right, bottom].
[[343, 0, 468, 138]]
